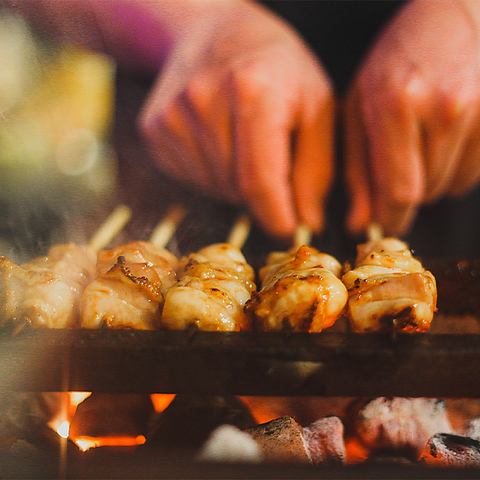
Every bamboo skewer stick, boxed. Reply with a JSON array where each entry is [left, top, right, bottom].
[[293, 223, 312, 248], [150, 206, 186, 248], [367, 222, 384, 242], [88, 205, 132, 252], [227, 214, 251, 250]]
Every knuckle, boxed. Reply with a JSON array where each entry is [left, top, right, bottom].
[[138, 110, 157, 140], [438, 88, 474, 123], [229, 61, 268, 99]]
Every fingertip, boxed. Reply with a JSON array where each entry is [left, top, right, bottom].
[[298, 200, 324, 234], [346, 194, 371, 235], [261, 216, 296, 239]]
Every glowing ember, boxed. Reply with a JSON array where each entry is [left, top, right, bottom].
[[48, 392, 149, 452], [73, 435, 146, 452], [70, 392, 91, 407], [57, 420, 70, 439], [151, 393, 176, 413]]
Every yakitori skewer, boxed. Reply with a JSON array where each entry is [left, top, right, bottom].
[[161, 214, 256, 331], [342, 223, 437, 332], [0, 205, 132, 329], [246, 224, 347, 332], [80, 206, 185, 330]]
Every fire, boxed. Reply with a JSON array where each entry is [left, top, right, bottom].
[[56, 420, 70, 439], [73, 435, 146, 452], [48, 391, 149, 452], [150, 393, 176, 413]]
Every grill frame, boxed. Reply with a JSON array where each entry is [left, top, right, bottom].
[[1, 326, 480, 396]]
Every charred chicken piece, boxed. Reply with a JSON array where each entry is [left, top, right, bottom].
[[161, 243, 255, 331], [80, 241, 177, 330], [247, 245, 347, 332], [0, 243, 96, 328], [342, 238, 437, 333]]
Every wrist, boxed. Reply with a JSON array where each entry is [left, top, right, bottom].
[[94, 0, 246, 72]]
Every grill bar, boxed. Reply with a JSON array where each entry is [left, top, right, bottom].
[[1, 329, 479, 396]]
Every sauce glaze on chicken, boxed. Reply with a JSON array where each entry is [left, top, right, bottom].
[[247, 245, 348, 332], [342, 238, 437, 333]]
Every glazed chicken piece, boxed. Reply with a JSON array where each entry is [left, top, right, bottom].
[[247, 245, 348, 332], [342, 237, 437, 332], [0, 243, 96, 328], [161, 243, 255, 331], [80, 241, 177, 330]]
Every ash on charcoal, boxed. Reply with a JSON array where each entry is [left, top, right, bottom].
[[419, 433, 480, 467], [466, 418, 480, 441], [246, 416, 310, 463], [70, 394, 153, 437], [197, 425, 262, 463], [245, 415, 347, 465], [148, 395, 254, 451], [353, 397, 452, 457], [303, 416, 345, 464]]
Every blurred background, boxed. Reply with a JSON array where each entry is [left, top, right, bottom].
[[0, 11, 117, 261]]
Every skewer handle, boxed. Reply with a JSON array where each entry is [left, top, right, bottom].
[[228, 215, 251, 249], [88, 205, 132, 252], [150, 206, 186, 248], [293, 223, 312, 248], [367, 223, 384, 242]]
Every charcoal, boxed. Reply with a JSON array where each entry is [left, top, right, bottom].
[[148, 395, 254, 450], [303, 416, 345, 464], [466, 418, 480, 441], [419, 433, 480, 467], [246, 416, 310, 463], [353, 397, 452, 457], [70, 394, 153, 437]]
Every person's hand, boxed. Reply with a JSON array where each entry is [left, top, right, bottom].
[[345, 0, 480, 235], [139, 2, 333, 237]]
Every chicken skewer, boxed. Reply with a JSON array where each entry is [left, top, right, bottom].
[[161, 215, 256, 331], [80, 206, 185, 330], [246, 224, 348, 332], [342, 223, 437, 332], [0, 205, 132, 329]]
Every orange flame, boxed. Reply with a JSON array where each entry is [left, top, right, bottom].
[[49, 392, 150, 452], [73, 435, 146, 452], [150, 393, 176, 413]]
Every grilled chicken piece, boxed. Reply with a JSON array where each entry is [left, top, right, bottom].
[[80, 241, 177, 330], [342, 238, 437, 332], [161, 243, 255, 331], [247, 245, 347, 332], [0, 243, 96, 328]]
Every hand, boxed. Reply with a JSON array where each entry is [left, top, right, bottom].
[[139, 2, 333, 237], [345, 0, 480, 235]]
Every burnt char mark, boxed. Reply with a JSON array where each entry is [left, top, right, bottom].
[[379, 306, 416, 333], [301, 300, 318, 332]]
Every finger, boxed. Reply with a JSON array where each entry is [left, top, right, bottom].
[[361, 78, 425, 234], [292, 85, 334, 232], [142, 92, 212, 191], [232, 73, 296, 237], [422, 93, 474, 202], [344, 87, 373, 234], [139, 108, 188, 182], [183, 70, 239, 202], [449, 119, 480, 196]]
